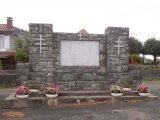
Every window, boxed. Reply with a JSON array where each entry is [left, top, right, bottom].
[[2, 62, 15, 70], [0, 36, 10, 51]]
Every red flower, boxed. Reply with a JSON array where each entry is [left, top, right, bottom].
[[137, 84, 150, 93], [16, 86, 30, 95]]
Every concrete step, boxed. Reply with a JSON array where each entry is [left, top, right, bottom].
[[29, 91, 139, 97], [3, 91, 158, 108]]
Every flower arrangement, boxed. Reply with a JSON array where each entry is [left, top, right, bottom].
[[123, 82, 132, 88], [137, 84, 150, 93], [44, 84, 59, 95], [110, 85, 123, 93], [29, 84, 40, 90], [16, 86, 30, 95]]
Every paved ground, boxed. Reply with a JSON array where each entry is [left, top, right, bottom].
[[0, 83, 160, 120]]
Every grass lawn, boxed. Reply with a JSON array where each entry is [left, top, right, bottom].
[[0, 86, 16, 90], [142, 80, 160, 83]]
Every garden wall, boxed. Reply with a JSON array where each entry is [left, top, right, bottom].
[[0, 70, 18, 87], [142, 70, 160, 80], [129, 65, 142, 89]]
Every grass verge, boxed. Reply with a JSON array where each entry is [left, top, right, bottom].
[[0, 86, 16, 90], [142, 80, 160, 83]]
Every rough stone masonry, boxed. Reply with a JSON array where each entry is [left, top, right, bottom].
[[19, 24, 141, 90]]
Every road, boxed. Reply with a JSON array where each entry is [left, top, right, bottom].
[[0, 83, 160, 120]]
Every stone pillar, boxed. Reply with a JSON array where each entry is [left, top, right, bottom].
[[105, 27, 131, 84], [17, 63, 29, 86], [28, 24, 54, 88]]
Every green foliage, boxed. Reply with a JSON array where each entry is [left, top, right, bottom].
[[123, 83, 132, 88], [15, 35, 29, 62], [15, 35, 29, 53], [129, 36, 143, 54], [29, 84, 40, 90], [15, 52, 29, 62], [144, 37, 160, 64], [142, 65, 152, 70], [130, 54, 142, 63]]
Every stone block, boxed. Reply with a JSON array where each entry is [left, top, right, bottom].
[[38, 62, 48, 66], [100, 44, 105, 50], [42, 47, 48, 51], [48, 61, 53, 66], [101, 67, 106, 74], [43, 34, 53, 38], [100, 60, 105, 66], [100, 55, 105, 60], [30, 47, 39, 53], [116, 66, 121, 72]]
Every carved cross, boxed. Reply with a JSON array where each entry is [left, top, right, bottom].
[[37, 35, 44, 53], [114, 37, 124, 55], [78, 33, 83, 40]]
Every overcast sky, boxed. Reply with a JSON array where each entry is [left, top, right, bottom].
[[0, 0, 160, 43]]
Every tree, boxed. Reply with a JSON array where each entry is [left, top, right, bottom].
[[129, 36, 142, 54], [144, 37, 160, 64], [15, 35, 29, 53], [15, 35, 29, 62]]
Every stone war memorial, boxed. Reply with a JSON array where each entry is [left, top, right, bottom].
[[5, 23, 154, 108], [22, 23, 140, 91], [24, 23, 141, 90]]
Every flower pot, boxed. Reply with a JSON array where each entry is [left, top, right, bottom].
[[111, 93, 123, 97], [123, 88, 132, 91], [30, 89, 40, 93], [139, 93, 150, 96], [16, 95, 29, 99], [46, 94, 58, 98], [130, 58, 138, 64]]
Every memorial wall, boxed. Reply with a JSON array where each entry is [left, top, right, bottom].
[[27, 24, 140, 90]]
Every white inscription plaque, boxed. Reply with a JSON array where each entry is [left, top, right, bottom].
[[60, 41, 99, 66]]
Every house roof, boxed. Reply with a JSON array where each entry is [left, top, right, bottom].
[[0, 24, 28, 33], [0, 24, 19, 32], [0, 52, 15, 58], [77, 29, 88, 34]]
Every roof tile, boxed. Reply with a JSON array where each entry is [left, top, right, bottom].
[[77, 29, 88, 34], [0, 52, 15, 58], [0, 24, 22, 32]]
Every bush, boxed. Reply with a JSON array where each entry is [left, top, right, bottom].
[[15, 35, 29, 63], [29, 84, 40, 90], [123, 83, 132, 88], [15, 52, 29, 63], [130, 54, 142, 63]]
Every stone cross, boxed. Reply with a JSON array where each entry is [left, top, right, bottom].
[[37, 34, 44, 53], [78, 33, 83, 40], [114, 37, 124, 55]]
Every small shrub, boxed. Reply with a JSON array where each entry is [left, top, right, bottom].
[[142, 65, 152, 70], [130, 54, 142, 63], [123, 83, 132, 88], [15, 52, 29, 63], [29, 84, 40, 90]]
